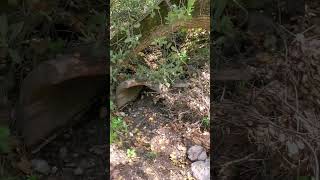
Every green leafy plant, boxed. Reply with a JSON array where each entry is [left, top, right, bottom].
[[201, 117, 210, 129], [110, 116, 128, 144], [127, 148, 136, 158], [136, 47, 188, 86], [165, 0, 196, 24]]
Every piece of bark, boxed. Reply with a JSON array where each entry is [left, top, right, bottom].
[[15, 54, 106, 149]]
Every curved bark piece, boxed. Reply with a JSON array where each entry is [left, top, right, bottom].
[[116, 79, 166, 107], [16, 55, 106, 148]]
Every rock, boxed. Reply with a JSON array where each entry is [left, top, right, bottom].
[[74, 167, 84, 175], [188, 145, 206, 162], [59, 147, 68, 159], [51, 166, 58, 174], [197, 151, 207, 161], [191, 159, 210, 180], [31, 159, 51, 175]]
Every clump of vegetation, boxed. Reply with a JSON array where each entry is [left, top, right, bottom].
[[110, 0, 198, 90], [201, 116, 210, 129], [126, 148, 137, 158], [0, 126, 10, 154], [110, 100, 128, 144], [110, 116, 128, 144]]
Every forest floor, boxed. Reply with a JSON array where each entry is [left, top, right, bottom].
[[212, 0, 320, 179], [109, 27, 210, 179]]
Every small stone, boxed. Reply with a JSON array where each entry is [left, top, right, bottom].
[[31, 159, 51, 175], [197, 151, 207, 161], [74, 167, 84, 175], [191, 159, 210, 180], [188, 145, 205, 161], [287, 141, 299, 157], [51, 166, 58, 174]]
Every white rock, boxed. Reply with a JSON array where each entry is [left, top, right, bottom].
[[188, 145, 205, 161], [31, 159, 51, 175], [51, 166, 58, 174], [191, 159, 210, 180], [197, 151, 207, 161]]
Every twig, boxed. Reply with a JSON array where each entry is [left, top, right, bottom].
[[219, 153, 255, 176], [219, 84, 226, 102]]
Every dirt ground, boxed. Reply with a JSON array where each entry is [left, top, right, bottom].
[[110, 64, 210, 179]]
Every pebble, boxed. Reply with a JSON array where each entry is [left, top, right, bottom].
[[74, 167, 84, 175], [31, 159, 51, 175], [197, 151, 207, 161], [187, 145, 206, 162], [51, 166, 58, 174], [191, 158, 210, 180]]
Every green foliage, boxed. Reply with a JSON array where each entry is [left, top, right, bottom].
[[0, 126, 10, 153], [201, 117, 210, 129], [136, 49, 187, 86], [126, 148, 136, 158], [110, 116, 128, 144], [26, 175, 38, 180], [165, 0, 195, 24]]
